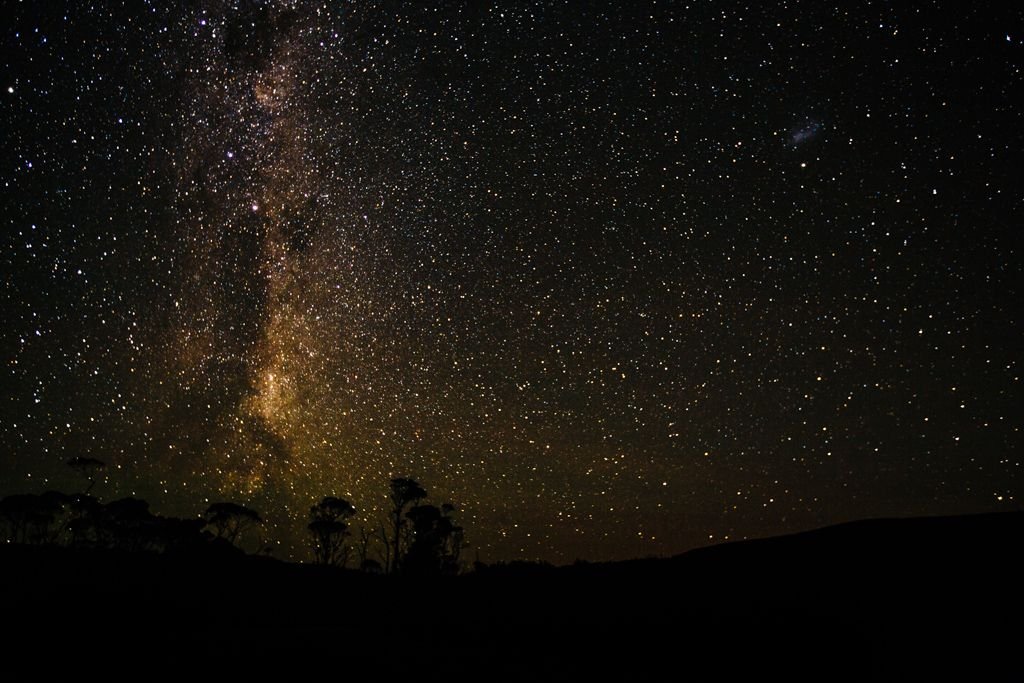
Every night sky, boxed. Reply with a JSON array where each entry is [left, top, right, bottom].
[[2, 1, 1020, 564]]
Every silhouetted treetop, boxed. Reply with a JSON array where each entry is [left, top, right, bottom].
[[204, 502, 262, 547], [66, 457, 105, 495], [384, 477, 428, 574], [308, 496, 356, 566], [390, 478, 427, 509]]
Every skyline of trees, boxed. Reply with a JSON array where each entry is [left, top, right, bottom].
[[0, 462, 467, 575], [307, 478, 466, 576]]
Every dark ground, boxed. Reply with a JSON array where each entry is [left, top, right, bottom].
[[3, 512, 1020, 679]]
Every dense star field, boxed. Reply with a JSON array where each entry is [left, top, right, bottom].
[[1, 1, 1020, 563]]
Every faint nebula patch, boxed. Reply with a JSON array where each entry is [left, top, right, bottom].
[[788, 121, 823, 146]]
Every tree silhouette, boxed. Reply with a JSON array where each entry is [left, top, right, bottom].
[[0, 491, 221, 554], [377, 478, 467, 575], [66, 457, 105, 495], [0, 492, 72, 544], [98, 497, 154, 552], [204, 502, 262, 548], [386, 477, 426, 574], [403, 503, 465, 576], [308, 496, 356, 566], [355, 525, 384, 573], [91, 498, 209, 553], [438, 503, 466, 574], [65, 494, 102, 547]]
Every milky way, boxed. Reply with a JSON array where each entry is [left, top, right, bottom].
[[2, 1, 1020, 562]]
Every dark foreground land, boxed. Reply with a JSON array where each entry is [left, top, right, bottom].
[[3, 512, 1021, 678]]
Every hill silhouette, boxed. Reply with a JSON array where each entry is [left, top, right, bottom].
[[2, 511, 1020, 678]]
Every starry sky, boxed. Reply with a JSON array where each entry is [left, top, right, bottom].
[[2, 1, 1021, 563]]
